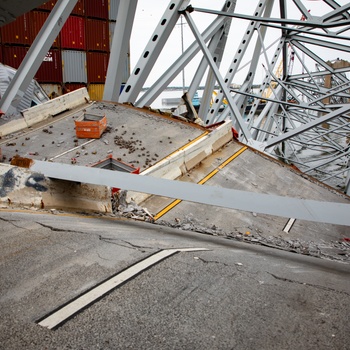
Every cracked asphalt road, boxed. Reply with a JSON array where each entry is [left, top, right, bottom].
[[0, 210, 349, 350]]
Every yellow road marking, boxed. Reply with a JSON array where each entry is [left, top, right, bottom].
[[153, 146, 248, 221], [164, 131, 209, 159], [154, 199, 182, 220]]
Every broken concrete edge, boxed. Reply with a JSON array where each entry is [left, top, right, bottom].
[[126, 121, 233, 204], [247, 145, 350, 201], [0, 118, 28, 138], [0, 88, 90, 137], [0, 121, 232, 214], [122, 102, 206, 131], [0, 163, 112, 213]]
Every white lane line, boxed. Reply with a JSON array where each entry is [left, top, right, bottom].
[[283, 218, 296, 233], [49, 139, 96, 161], [38, 248, 208, 329]]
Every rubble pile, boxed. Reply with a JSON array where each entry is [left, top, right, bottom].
[[156, 214, 350, 262], [157, 214, 224, 236], [112, 190, 154, 222]]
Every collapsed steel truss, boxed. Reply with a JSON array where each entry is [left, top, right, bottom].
[[112, 0, 350, 194], [0, 0, 349, 194]]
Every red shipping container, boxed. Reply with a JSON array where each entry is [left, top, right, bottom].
[[85, 19, 109, 52], [1, 14, 31, 45], [36, 49, 62, 83], [85, 0, 108, 19], [72, 0, 85, 16], [36, 0, 84, 16], [87, 52, 109, 83], [3, 46, 28, 69], [61, 16, 86, 50], [63, 83, 87, 94], [30, 11, 60, 48], [36, 0, 57, 11]]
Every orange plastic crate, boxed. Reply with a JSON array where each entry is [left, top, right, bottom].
[[75, 113, 107, 139]]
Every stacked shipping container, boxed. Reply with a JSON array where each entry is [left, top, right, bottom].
[[0, 0, 128, 101]]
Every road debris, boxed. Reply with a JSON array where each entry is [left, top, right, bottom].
[[112, 190, 154, 222], [155, 215, 350, 262]]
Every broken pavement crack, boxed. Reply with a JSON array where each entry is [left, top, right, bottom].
[[98, 236, 154, 253], [267, 272, 350, 296], [0, 216, 30, 230], [36, 222, 86, 234]]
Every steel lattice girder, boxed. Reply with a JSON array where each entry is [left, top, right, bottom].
[[0, 0, 79, 114], [116, 0, 350, 193]]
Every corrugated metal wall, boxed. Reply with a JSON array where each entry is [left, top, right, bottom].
[[2, 46, 28, 69], [36, 49, 62, 82], [87, 52, 109, 83], [41, 83, 62, 99], [86, 19, 109, 52], [88, 83, 105, 101], [0, 0, 130, 101], [72, 0, 85, 17], [62, 50, 87, 83], [85, 0, 108, 19], [109, 0, 120, 21], [61, 16, 86, 50], [63, 83, 86, 94], [109, 21, 129, 83], [36, 1, 57, 11], [31, 11, 60, 48], [1, 14, 31, 45]]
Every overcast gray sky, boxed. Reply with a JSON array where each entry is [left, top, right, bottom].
[[131, 0, 350, 88]]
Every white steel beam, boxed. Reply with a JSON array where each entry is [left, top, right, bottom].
[[265, 104, 350, 148], [232, 0, 274, 123], [207, 0, 271, 123], [0, 0, 78, 114], [135, 15, 226, 107], [119, 0, 190, 104], [30, 160, 350, 226], [183, 9, 252, 141], [103, 0, 138, 102], [188, 1, 235, 112]]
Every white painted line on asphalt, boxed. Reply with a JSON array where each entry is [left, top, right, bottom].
[[283, 218, 296, 233], [38, 248, 208, 329]]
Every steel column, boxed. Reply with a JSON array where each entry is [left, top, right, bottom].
[[0, 0, 78, 114], [183, 9, 252, 141], [135, 15, 227, 107], [103, 0, 138, 102], [119, 0, 190, 104]]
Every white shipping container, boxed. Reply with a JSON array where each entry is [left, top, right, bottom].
[[109, 21, 130, 83], [108, 0, 120, 21], [40, 84, 63, 99], [62, 50, 87, 83]]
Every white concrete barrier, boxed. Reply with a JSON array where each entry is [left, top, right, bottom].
[[0, 118, 28, 137], [127, 121, 233, 203], [22, 87, 90, 127], [1, 88, 90, 137], [0, 163, 111, 213]]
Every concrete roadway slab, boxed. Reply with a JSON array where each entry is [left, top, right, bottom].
[[142, 141, 350, 250], [0, 210, 349, 349], [0, 102, 204, 171]]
